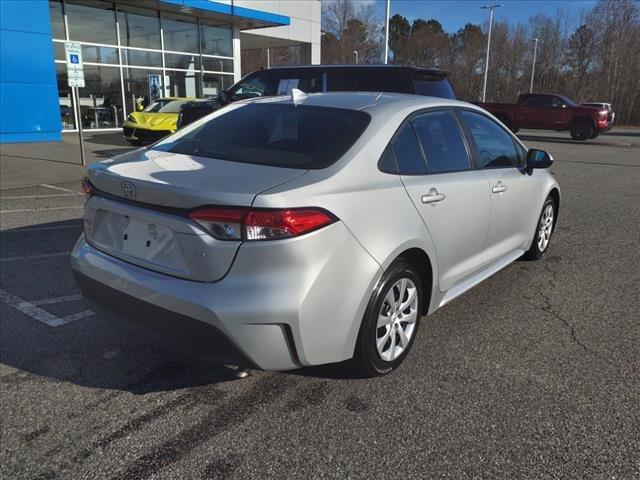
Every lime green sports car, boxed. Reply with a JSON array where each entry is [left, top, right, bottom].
[[123, 98, 191, 145]]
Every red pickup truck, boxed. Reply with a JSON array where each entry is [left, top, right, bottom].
[[478, 93, 611, 140]]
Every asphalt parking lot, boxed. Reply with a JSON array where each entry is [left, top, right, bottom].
[[1, 129, 639, 480]]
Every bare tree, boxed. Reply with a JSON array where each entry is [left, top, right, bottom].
[[322, 0, 382, 64], [320, 0, 640, 123]]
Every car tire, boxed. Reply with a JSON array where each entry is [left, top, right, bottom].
[[353, 259, 423, 377], [523, 196, 557, 261], [570, 120, 594, 140]]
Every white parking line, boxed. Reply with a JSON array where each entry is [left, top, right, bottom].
[[0, 193, 82, 200], [60, 309, 94, 323], [0, 251, 71, 262], [2, 224, 82, 233], [0, 290, 94, 327], [0, 206, 83, 214], [40, 184, 81, 194], [31, 294, 82, 306]]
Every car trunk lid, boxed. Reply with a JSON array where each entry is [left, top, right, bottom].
[[84, 148, 307, 281]]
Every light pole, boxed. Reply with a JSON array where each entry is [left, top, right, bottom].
[[384, 0, 390, 64], [353, 50, 359, 64], [530, 38, 538, 93], [481, 2, 503, 102]]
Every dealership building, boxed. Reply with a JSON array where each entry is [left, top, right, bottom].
[[0, 0, 320, 143]]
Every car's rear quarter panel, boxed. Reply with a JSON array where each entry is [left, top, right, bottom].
[[253, 104, 444, 318]]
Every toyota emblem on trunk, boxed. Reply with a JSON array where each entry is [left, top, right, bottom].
[[121, 181, 136, 199]]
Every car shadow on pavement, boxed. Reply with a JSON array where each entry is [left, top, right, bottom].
[[517, 134, 632, 147], [602, 130, 640, 137], [287, 362, 370, 381], [1, 219, 367, 391], [0, 220, 241, 394], [84, 132, 131, 146]]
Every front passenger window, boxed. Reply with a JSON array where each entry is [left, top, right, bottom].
[[231, 76, 270, 101], [459, 110, 520, 169]]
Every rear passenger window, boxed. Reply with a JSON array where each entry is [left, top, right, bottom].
[[411, 111, 470, 173], [378, 145, 398, 173], [459, 110, 520, 168], [327, 70, 412, 94], [391, 124, 427, 175], [276, 75, 323, 95], [524, 96, 552, 108]]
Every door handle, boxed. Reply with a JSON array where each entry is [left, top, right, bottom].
[[421, 188, 445, 204], [492, 181, 507, 194]]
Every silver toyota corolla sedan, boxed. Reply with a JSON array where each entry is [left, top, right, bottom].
[[71, 91, 560, 376]]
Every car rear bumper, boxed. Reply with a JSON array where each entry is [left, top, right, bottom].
[[74, 270, 258, 368], [70, 222, 382, 371]]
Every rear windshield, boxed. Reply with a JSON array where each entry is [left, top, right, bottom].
[[412, 74, 456, 99], [144, 99, 187, 113], [152, 103, 371, 169]]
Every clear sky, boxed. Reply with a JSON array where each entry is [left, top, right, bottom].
[[356, 0, 598, 32]]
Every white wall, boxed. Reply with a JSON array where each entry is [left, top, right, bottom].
[[235, 0, 321, 64]]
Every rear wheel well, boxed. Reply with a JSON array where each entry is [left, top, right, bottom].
[[397, 248, 433, 314]]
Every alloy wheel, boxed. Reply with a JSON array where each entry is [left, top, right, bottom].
[[376, 278, 419, 361], [537, 203, 554, 252]]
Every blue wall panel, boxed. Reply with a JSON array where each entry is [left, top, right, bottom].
[[161, 1, 290, 26], [0, 0, 61, 143]]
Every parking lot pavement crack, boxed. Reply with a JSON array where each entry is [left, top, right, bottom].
[[522, 275, 633, 388]]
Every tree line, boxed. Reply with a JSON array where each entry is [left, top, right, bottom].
[[321, 0, 640, 125]]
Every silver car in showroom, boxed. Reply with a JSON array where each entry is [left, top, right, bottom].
[[71, 91, 560, 376]]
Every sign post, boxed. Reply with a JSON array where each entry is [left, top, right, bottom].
[[64, 42, 86, 166]]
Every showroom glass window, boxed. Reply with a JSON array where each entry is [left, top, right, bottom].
[[49, 0, 65, 39], [162, 13, 199, 53], [65, 0, 117, 45], [201, 20, 233, 57], [117, 7, 161, 50], [48, 0, 235, 130], [78, 65, 123, 129], [56, 64, 75, 129]]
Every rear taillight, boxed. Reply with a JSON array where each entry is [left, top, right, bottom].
[[598, 113, 609, 127], [188, 207, 245, 240], [81, 176, 93, 201], [188, 207, 337, 241]]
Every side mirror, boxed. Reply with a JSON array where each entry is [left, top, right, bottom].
[[525, 148, 553, 175], [218, 91, 228, 104]]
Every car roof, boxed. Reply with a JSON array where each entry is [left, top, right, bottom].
[[262, 64, 448, 76], [239, 91, 472, 113]]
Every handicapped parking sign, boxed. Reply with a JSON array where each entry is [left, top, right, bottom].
[[64, 42, 85, 87]]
